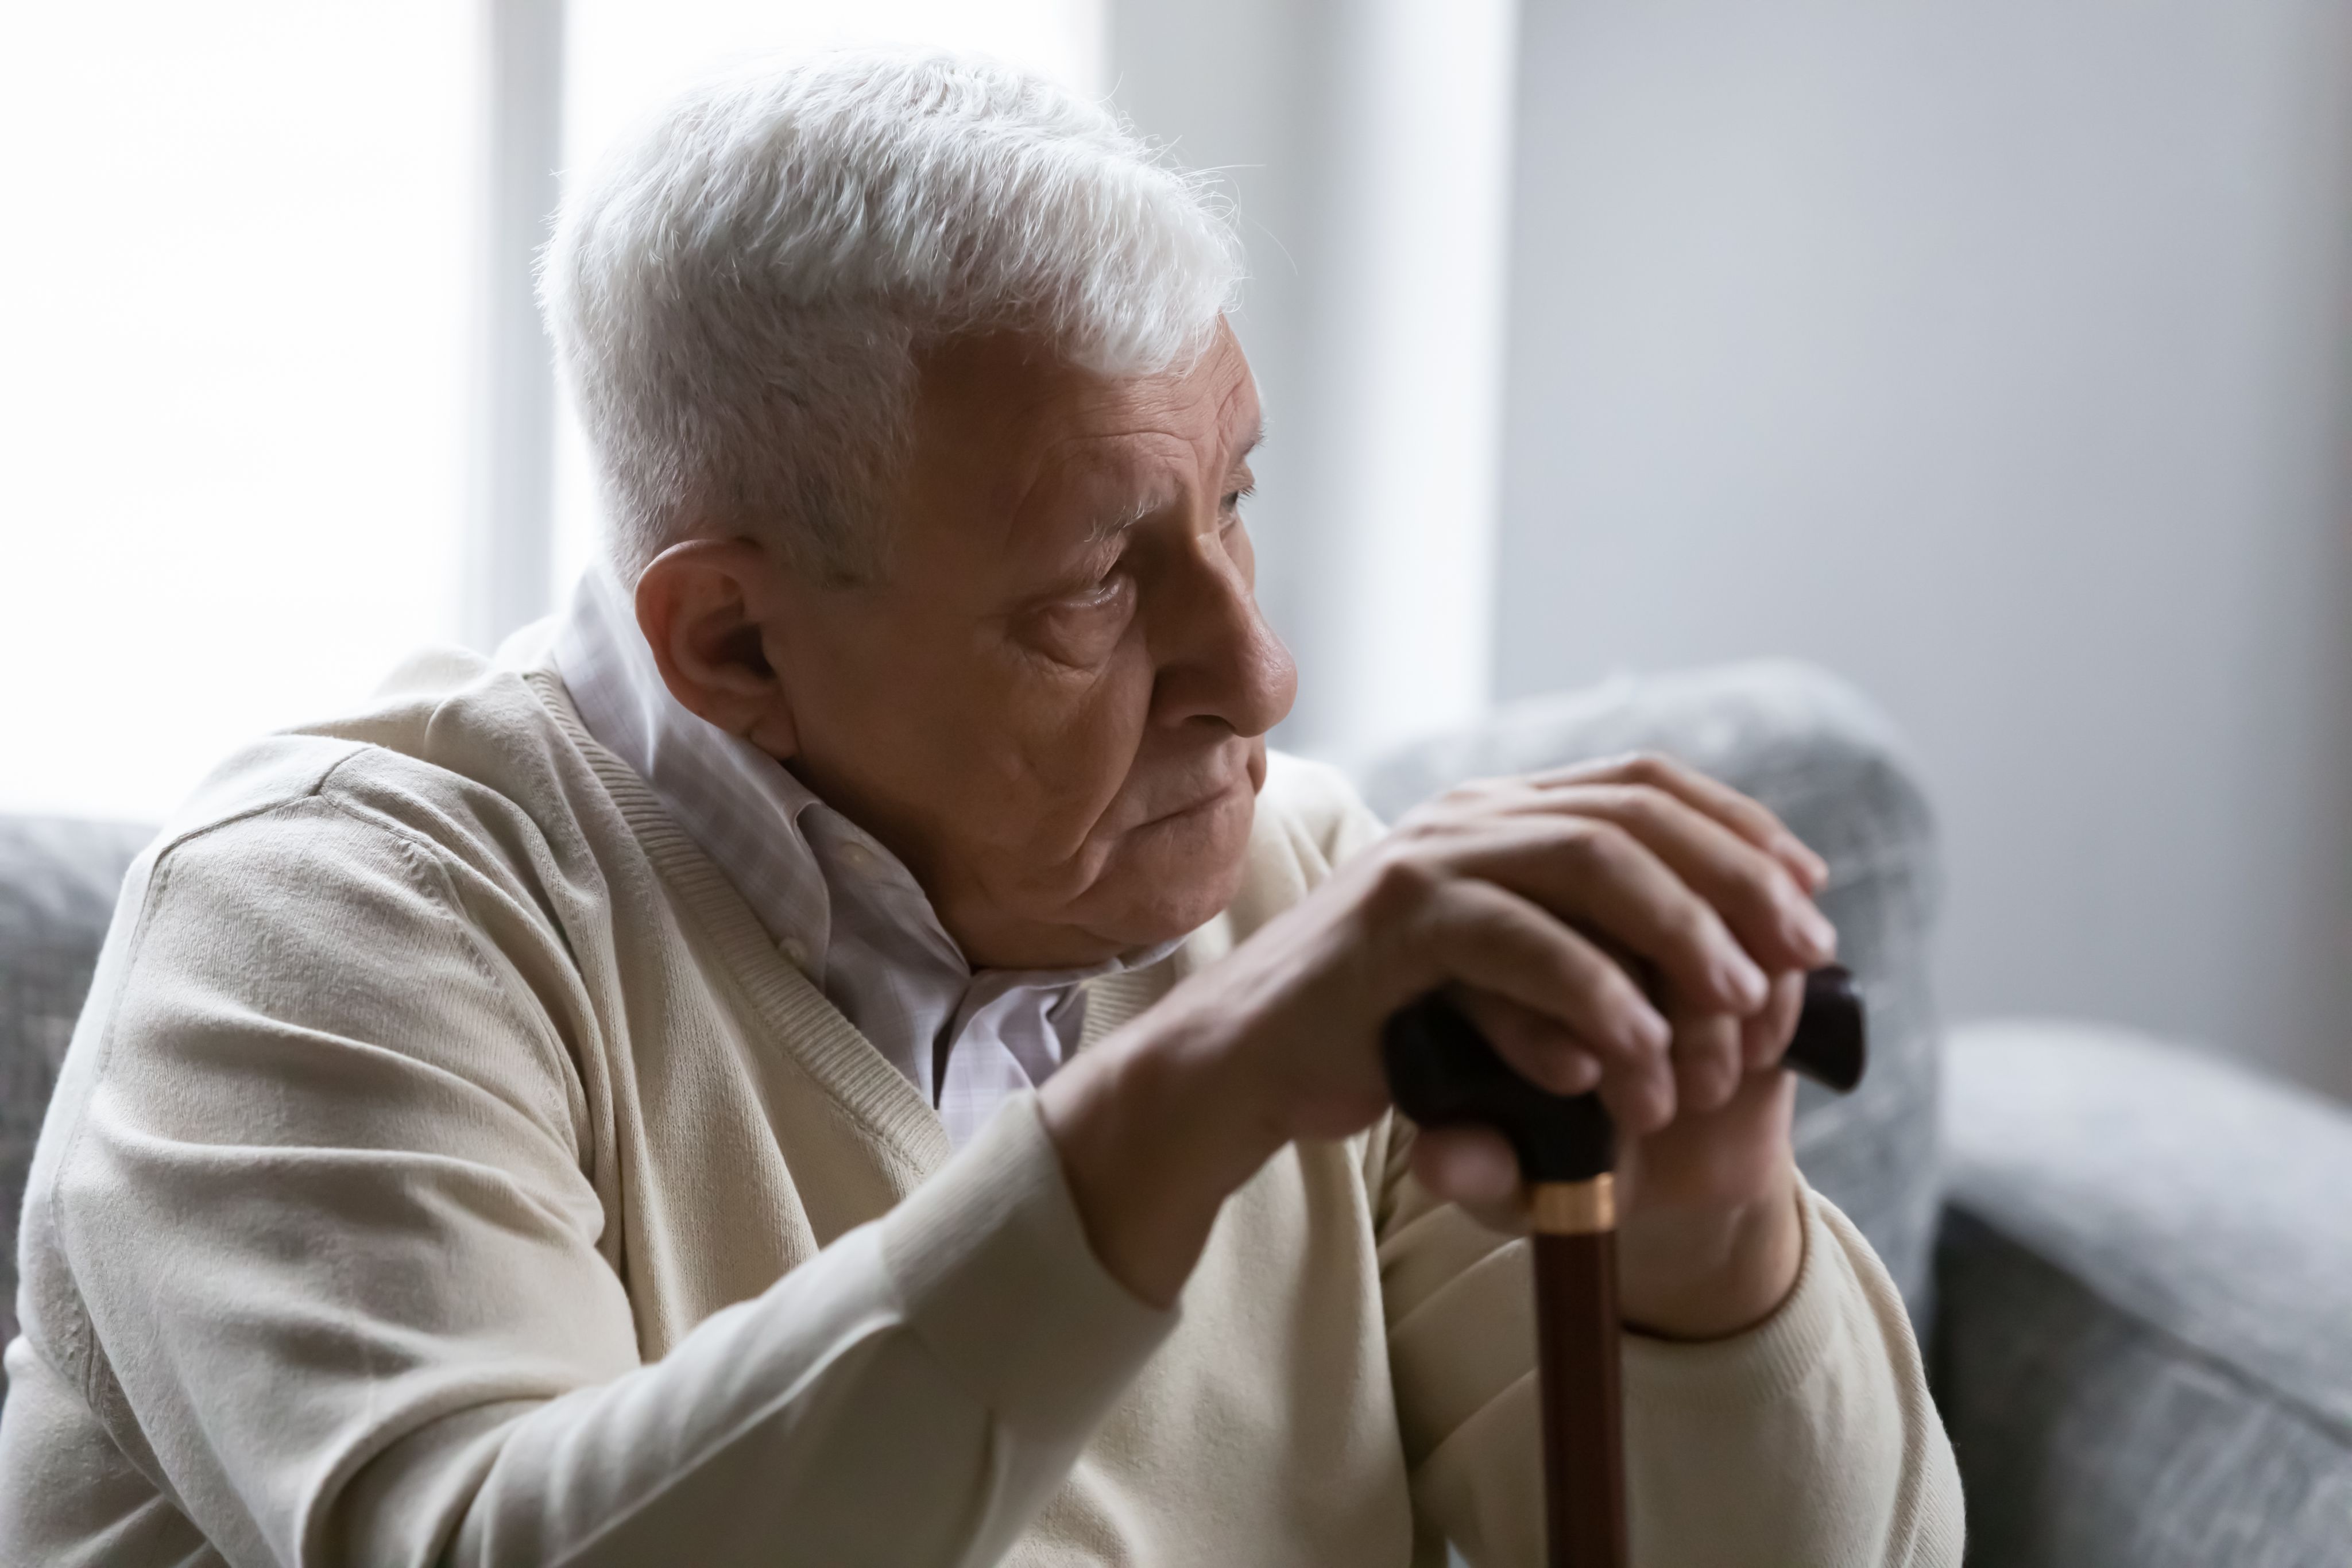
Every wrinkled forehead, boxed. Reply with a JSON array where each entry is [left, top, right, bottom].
[[911, 327, 1261, 522]]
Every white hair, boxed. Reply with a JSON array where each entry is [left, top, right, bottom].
[[540, 47, 1243, 584]]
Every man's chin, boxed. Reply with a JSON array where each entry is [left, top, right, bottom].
[[1091, 790, 1256, 946]]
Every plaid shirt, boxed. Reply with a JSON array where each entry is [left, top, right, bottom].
[[552, 566, 1176, 1148]]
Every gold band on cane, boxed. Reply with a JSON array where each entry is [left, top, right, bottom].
[[1530, 1175, 1615, 1236]]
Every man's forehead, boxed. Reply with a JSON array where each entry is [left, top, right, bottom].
[[904, 328, 1260, 562], [920, 326, 1255, 441], [1043, 396, 1260, 510], [982, 357, 1255, 486], [1027, 350, 1257, 454]]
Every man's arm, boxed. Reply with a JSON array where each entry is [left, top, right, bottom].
[[33, 800, 1168, 1567], [1039, 754, 1963, 1565]]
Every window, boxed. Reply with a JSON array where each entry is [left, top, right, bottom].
[[0, 3, 473, 820], [0, 1, 1101, 823]]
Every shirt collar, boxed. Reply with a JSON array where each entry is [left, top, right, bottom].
[[554, 563, 841, 969]]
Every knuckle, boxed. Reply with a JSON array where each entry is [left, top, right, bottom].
[[1730, 787, 1785, 832], [1563, 817, 1637, 873], [1611, 781, 1676, 826], [1433, 773, 1511, 811], [1668, 896, 1722, 953], [1390, 811, 1448, 846], [1542, 941, 1602, 1002], [1619, 750, 1680, 786], [1736, 857, 1796, 912], [1423, 784, 1476, 814], [1361, 849, 1444, 924]]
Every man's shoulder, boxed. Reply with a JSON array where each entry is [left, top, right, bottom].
[[151, 638, 608, 903]]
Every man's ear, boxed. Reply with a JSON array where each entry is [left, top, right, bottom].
[[633, 537, 800, 757]]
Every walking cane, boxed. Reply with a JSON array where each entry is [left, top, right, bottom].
[[1383, 966, 1868, 1568]]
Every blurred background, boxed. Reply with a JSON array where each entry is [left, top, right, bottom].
[[3, 0, 2348, 1101]]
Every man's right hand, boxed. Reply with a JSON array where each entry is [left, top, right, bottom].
[[1038, 753, 1836, 1327]]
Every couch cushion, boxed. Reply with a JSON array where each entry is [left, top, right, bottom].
[[0, 816, 155, 1357], [1351, 660, 1944, 1315], [1937, 1021, 2352, 1565]]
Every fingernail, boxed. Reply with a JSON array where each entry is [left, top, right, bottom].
[[1627, 1002, 1671, 1055], [1720, 954, 1769, 1011], [1637, 1077, 1678, 1133], [1794, 903, 1838, 960]]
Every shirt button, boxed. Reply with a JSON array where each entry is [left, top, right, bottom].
[[840, 842, 875, 873], [780, 938, 811, 972]]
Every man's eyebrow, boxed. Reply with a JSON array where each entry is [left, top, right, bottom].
[[1082, 420, 1267, 544], [1231, 418, 1265, 469], [1088, 491, 1168, 544]]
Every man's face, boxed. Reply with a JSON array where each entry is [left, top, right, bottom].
[[761, 322, 1295, 969]]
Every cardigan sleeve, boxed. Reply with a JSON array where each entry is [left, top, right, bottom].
[[38, 796, 1170, 1568], [1374, 1117, 1966, 1566]]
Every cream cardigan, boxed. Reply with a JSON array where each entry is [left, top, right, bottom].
[[0, 638, 1963, 1566]]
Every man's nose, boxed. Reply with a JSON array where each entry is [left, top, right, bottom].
[[1150, 539, 1297, 739]]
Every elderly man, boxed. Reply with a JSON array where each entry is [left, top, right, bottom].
[[0, 49, 1960, 1567]]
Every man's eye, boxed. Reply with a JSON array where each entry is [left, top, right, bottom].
[[1022, 575, 1136, 667]]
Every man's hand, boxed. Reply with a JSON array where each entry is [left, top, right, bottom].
[[1038, 754, 1834, 1334]]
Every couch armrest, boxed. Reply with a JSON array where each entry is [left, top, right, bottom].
[[0, 815, 157, 1360], [1348, 660, 1943, 1314], [1936, 1021, 2352, 1566]]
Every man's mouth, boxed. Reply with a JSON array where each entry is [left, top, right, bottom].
[[1133, 766, 1250, 831]]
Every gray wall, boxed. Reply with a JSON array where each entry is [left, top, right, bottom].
[[1498, 1, 2352, 1095]]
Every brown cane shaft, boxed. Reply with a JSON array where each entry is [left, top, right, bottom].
[[1533, 1193, 1626, 1568]]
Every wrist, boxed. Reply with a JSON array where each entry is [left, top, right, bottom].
[[1038, 1005, 1289, 1309], [1615, 1163, 1805, 1340]]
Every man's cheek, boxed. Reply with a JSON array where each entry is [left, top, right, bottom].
[[1032, 676, 1151, 804], [972, 726, 1120, 864]]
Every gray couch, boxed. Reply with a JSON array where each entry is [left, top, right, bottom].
[[1358, 663, 2352, 1566], [5, 664, 2348, 1563]]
